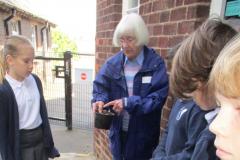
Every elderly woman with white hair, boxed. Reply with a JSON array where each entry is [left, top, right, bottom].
[[92, 13, 169, 160]]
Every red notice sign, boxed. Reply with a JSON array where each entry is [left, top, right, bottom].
[[81, 73, 87, 80]]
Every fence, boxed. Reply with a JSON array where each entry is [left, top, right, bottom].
[[33, 51, 95, 130]]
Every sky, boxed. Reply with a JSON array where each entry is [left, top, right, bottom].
[[35, 0, 96, 37], [34, 0, 96, 53]]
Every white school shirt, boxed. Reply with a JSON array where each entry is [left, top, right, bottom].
[[205, 107, 220, 124], [5, 74, 42, 129]]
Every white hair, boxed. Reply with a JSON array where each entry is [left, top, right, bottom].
[[113, 13, 149, 47]]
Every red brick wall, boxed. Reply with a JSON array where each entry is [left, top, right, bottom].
[[139, 0, 211, 135], [95, 0, 122, 159], [95, 0, 122, 73], [95, 0, 211, 159]]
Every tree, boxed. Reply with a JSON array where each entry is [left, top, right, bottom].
[[51, 28, 78, 57]]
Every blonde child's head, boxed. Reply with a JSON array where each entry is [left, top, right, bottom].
[[209, 35, 240, 98], [209, 34, 240, 160], [0, 35, 34, 82]]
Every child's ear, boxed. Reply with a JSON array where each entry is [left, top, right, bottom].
[[5, 54, 14, 66], [194, 81, 205, 90]]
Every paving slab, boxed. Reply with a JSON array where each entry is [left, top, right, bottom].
[[51, 125, 95, 160]]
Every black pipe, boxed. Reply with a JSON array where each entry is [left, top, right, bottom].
[[40, 22, 48, 43], [4, 8, 16, 36], [40, 22, 49, 86], [40, 26, 46, 43]]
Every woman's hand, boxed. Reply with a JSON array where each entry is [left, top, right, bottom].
[[104, 99, 123, 114], [92, 101, 104, 113]]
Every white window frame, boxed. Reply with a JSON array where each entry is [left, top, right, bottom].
[[122, 0, 139, 15], [209, 0, 226, 18]]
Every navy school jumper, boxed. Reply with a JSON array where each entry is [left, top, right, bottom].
[[191, 119, 219, 160], [152, 99, 209, 160], [0, 74, 60, 160]]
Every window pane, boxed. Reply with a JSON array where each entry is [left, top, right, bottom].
[[128, 0, 138, 8], [123, 0, 139, 15], [31, 25, 37, 50], [10, 21, 19, 35]]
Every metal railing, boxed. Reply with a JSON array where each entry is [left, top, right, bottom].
[[33, 51, 95, 130]]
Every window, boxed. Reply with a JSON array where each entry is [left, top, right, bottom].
[[210, 0, 240, 31], [31, 25, 37, 50], [122, 0, 139, 15], [209, 0, 240, 19], [224, 0, 240, 18], [42, 28, 48, 53], [9, 20, 21, 35], [129, 0, 138, 9]]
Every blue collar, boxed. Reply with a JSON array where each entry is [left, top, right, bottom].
[[124, 48, 144, 66]]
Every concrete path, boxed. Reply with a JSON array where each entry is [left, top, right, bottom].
[[51, 125, 95, 160]]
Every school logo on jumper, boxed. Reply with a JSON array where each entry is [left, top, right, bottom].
[[176, 107, 188, 120]]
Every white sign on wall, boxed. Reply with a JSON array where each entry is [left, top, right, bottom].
[[74, 68, 93, 83]]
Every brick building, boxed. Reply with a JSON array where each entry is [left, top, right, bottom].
[[95, 0, 240, 159], [0, 0, 55, 55]]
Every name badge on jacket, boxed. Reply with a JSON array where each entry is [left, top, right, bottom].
[[142, 76, 152, 83]]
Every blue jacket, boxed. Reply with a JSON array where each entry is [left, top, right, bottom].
[[92, 46, 169, 160], [0, 74, 60, 160], [152, 99, 208, 160]]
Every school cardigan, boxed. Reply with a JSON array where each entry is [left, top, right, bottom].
[[191, 125, 219, 160], [0, 74, 60, 160], [191, 110, 219, 160], [152, 99, 208, 159]]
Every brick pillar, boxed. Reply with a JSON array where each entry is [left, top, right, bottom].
[[95, 0, 122, 159], [139, 0, 211, 135]]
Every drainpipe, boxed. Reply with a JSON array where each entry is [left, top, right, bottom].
[[40, 25, 46, 44], [40, 22, 49, 83], [4, 8, 16, 36], [40, 22, 49, 42]]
